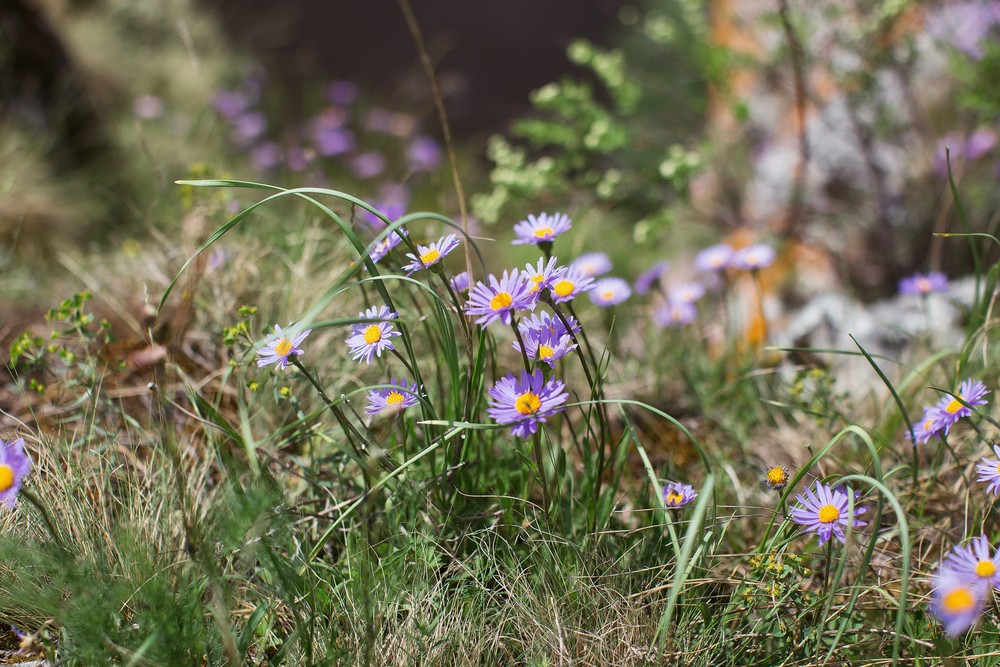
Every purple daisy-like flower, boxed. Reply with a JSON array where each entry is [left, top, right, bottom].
[[407, 136, 443, 172], [257, 325, 312, 370], [653, 299, 697, 327], [521, 257, 566, 301], [517, 310, 581, 341], [570, 252, 613, 278], [513, 327, 577, 365], [0, 437, 31, 507], [487, 369, 568, 438], [512, 212, 572, 246], [669, 282, 706, 304], [976, 444, 1000, 495], [402, 234, 460, 274], [935, 378, 990, 434], [589, 277, 631, 307], [789, 481, 867, 546], [944, 535, 1000, 589], [930, 566, 987, 637], [634, 261, 669, 295], [909, 405, 947, 445], [549, 266, 595, 304], [898, 272, 949, 296], [351, 151, 386, 180], [465, 270, 535, 326], [345, 306, 401, 364], [662, 481, 697, 508], [365, 378, 420, 416], [695, 244, 735, 272], [367, 230, 407, 265], [732, 244, 775, 270], [450, 271, 471, 293]]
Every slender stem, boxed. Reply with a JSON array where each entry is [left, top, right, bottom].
[[510, 316, 532, 373], [532, 431, 551, 524]]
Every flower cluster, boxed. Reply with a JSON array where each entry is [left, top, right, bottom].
[[929, 536, 1000, 636], [909, 378, 990, 446]]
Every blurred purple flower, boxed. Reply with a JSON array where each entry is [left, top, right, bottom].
[[133, 94, 164, 119], [232, 111, 267, 144], [326, 80, 359, 106], [634, 261, 669, 295], [669, 282, 706, 304], [570, 252, 612, 278], [695, 244, 735, 272], [407, 136, 443, 171], [589, 277, 631, 307], [967, 128, 998, 159], [213, 90, 248, 119], [732, 244, 775, 270], [252, 142, 282, 170], [898, 271, 948, 296], [653, 299, 697, 327], [315, 128, 355, 157], [927, 1, 1000, 59], [351, 152, 386, 179]]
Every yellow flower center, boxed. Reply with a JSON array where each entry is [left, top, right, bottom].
[[515, 391, 541, 415], [766, 467, 787, 486], [274, 339, 293, 356], [538, 345, 555, 360], [977, 560, 997, 578], [602, 290, 614, 300], [420, 249, 440, 264], [945, 394, 964, 414], [386, 391, 405, 406], [665, 492, 684, 506], [817, 504, 840, 524], [533, 226, 554, 238], [943, 587, 976, 614], [363, 325, 382, 345], [490, 292, 513, 311], [916, 277, 931, 293], [553, 280, 574, 297], [0, 464, 13, 492], [529, 274, 545, 292], [924, 418, 935, 431], [710, 256, 724, 267]]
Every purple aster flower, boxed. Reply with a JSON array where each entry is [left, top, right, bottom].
[[315, 128, 355, 157], [967, 128, 998, 159], [487, 369, 568, 438], [909, 405, 947, 445], [465, 270, 535, 326], [345, 306, 401, 364], [285, 146, 313, 172], [326, 80, 359, 106], [695, 244, 735, 272], [512, 212, 572, 246], [251, 142, 282, 170], [402, 234, 460, 274], [350, 151, 386, 179], [449, 271, 471, 293], [361, 184, 410, 231], [366, 230, 407, 265], [570, 252, 612, 278], [662, 481, 697, 508], [976, 444, 1000, 495], [653, 299, 697, 327], [521, 257, 566, 301], [549, 266, 595, 304], [513, 327, 577, 365], [232, 111, 267, 144], [517, 310, 581, 341], [732, 244, 775, 270], [213, 89, 248, 119], [935, 378, 990, 434], [789, 481, 867, 546], [930, 566, 987, 637], [0, 437, 31, 506], [133, 94, 164, 119], [257, 324, 312, 370], [669, 282, 706, 304], [589, 277, 631, 307], [407, 136, 443, 171], [898, 272, 949, 296], [634, 260, 669, 295], [944, 535, 1000, 589], [366, 378, 420, 416]]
